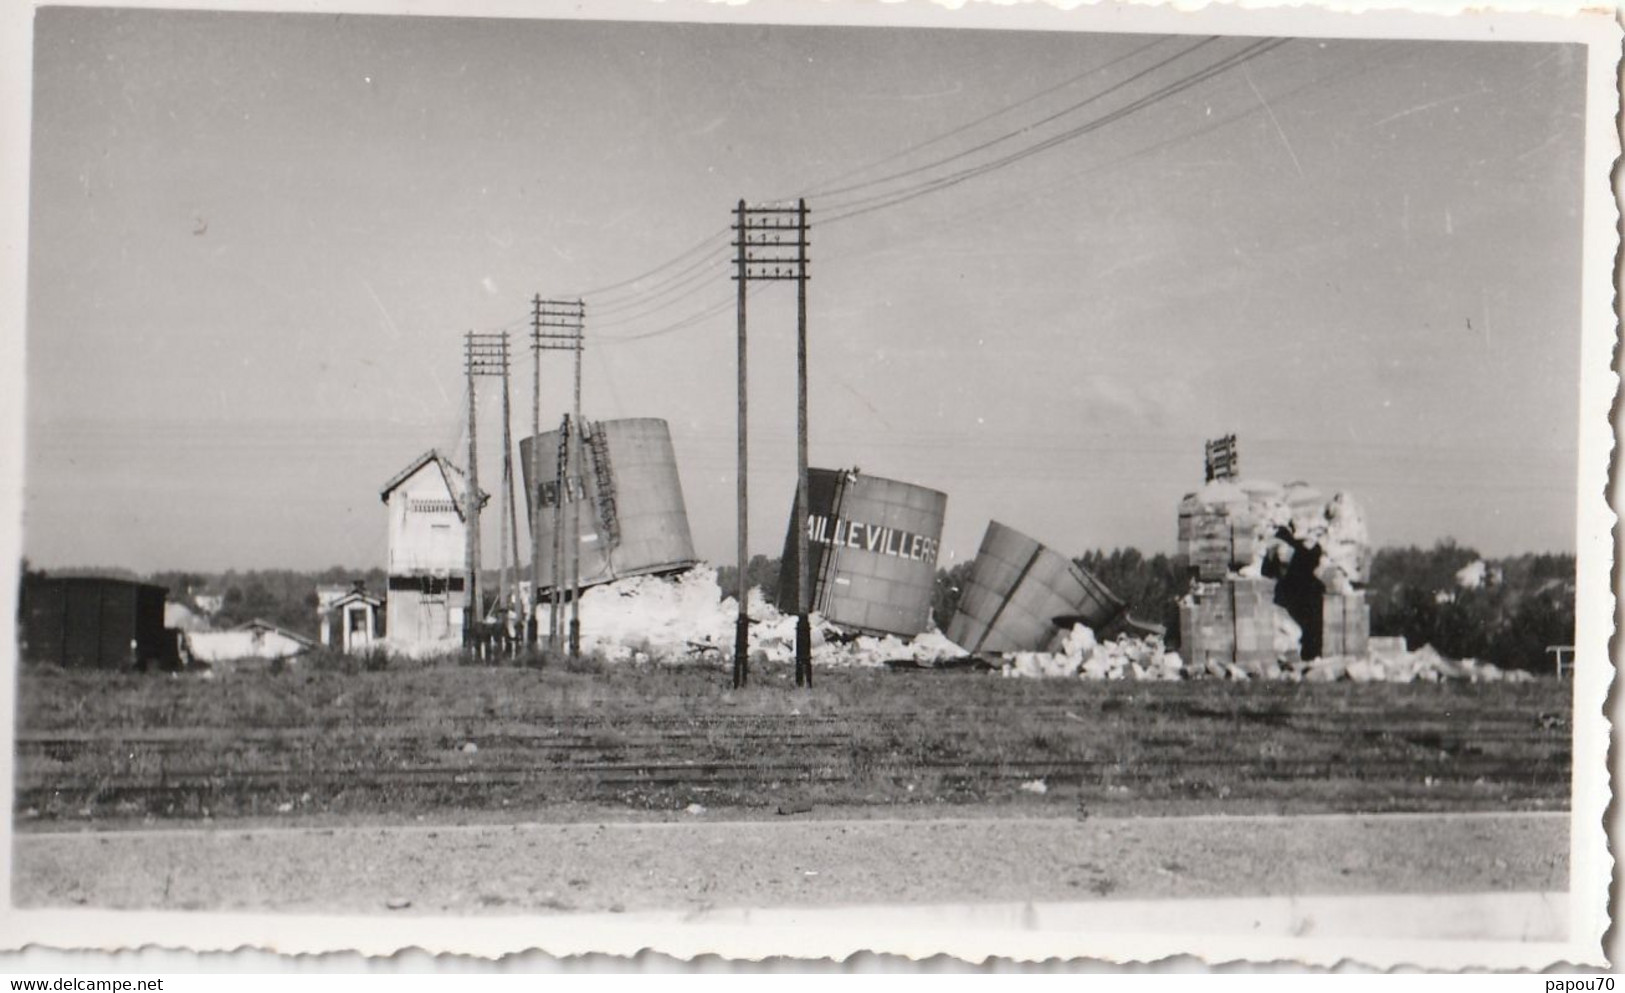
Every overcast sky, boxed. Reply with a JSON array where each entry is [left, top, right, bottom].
[[21, 7, 1588, 573]]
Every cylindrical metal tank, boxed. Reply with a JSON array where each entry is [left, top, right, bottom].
[[775, 467, 947, 638], [519, 417, 697, 592], [945, 521, 1126, 654]]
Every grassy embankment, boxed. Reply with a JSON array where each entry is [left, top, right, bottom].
[[15, 652, 1572, 825]]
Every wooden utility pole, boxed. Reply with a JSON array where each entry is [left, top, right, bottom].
[[462, 331, 510, 650], [532, 300, 586, 656], [498, 339, 520, 654], [569, 316, 584, 658], [551, 413, 568, 653], [793, 197, 811, 687], [464, 334, 479, 648], [733, 200, 749, 689], [730, 199, 812, 688], [528, 294, 543, 646]]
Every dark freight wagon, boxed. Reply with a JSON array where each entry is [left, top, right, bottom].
[[18, 576, 171, 669]]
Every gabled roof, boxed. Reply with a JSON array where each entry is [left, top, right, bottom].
[[327, 588, 384, 610], [379, 448, 490, 519], [315, 584, 352, 608], [233, 619, 318, 649]]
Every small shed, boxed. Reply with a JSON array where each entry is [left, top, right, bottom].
[[318, 583, 383, 654]]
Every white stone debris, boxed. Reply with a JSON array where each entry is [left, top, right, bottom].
[[991, 625, 1524, 686], [466, 562, 1527, 686], [569, 564, 966, 669], [1275, 642, 1530, 684], [1001, 624, 1184, 682]]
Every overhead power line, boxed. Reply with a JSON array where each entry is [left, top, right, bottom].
[[588, 255, 733, 324], [561, 35, 1294, 345], [820, 37, 1291, 225], [796, 34, 1175, 199], [807, 40, 1402, 271], [555, 39, 1203, 322], [810, 35, 1222, 204], [566, 226, 731, 300], [597, 286, 765, 344]]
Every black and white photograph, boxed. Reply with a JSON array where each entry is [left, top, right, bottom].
[[0, 0, 1615, 972]]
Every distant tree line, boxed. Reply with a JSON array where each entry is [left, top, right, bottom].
[[931, 541, 1573, 673], [18, 539, 1575, 671], [1364, 541, 1574, 674], [714, 555, 784, 605]]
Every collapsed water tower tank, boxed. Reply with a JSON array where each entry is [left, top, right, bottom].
[[946, 520, 1126, 654], [519, 417, 698, 592], [775, 468, 948, 638]]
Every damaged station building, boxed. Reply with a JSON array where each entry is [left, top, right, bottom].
[[1177, 476, 1372, 673]]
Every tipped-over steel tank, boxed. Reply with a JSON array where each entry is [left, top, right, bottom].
[[775, 467, 948, 638], [946, 520, 1126, 654], [519, 417, 697, 592]]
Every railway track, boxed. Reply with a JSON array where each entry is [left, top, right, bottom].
[[16, 696, 1570, 819]]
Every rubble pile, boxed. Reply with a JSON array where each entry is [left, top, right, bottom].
[[995, 625, 1527, 683], [1179, 477, 1373, 667], [1181, 479, 1371, 593], [1304, 642, 1534, 683], [570, 565, 743, 662], [1211, 643, 1536, 683], [1002, 624, 1184, 681], [541, 565, 1522, 685], [568, 565, 963, 668]]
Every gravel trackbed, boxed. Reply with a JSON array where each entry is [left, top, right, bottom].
[[13, 810, 1567, 917]]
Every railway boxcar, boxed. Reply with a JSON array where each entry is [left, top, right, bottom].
[[19, 575, 170, 669]]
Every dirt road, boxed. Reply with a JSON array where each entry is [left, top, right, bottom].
[[13, 810, 1567, 917]]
